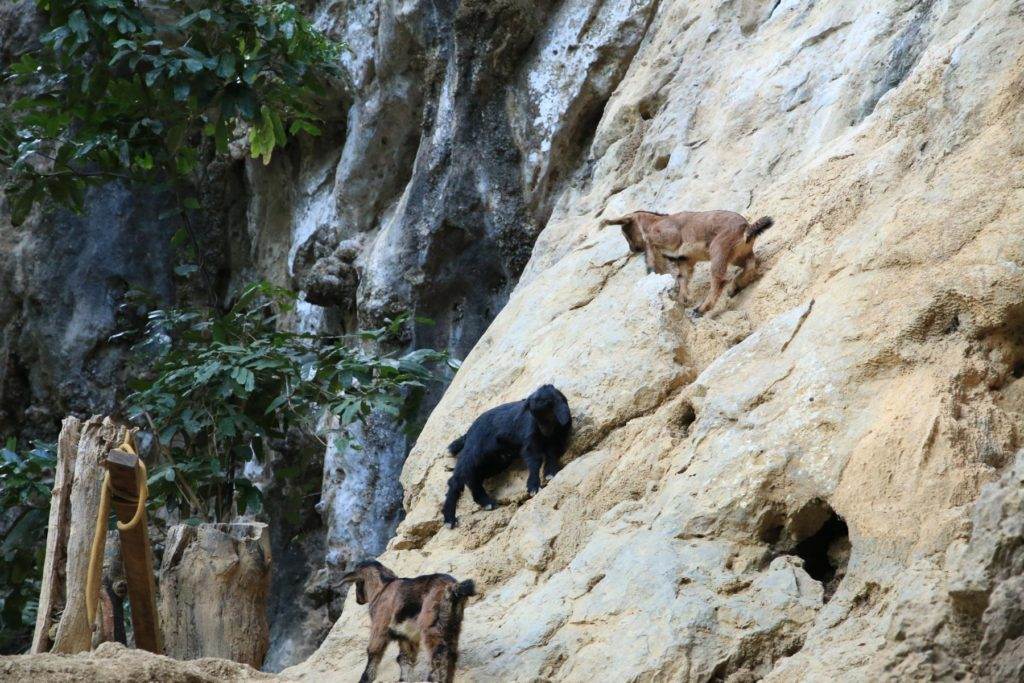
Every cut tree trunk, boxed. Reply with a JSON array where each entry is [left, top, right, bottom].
[[31, 416, 81, 653], [50, 417, 131, 654], [158, 522, 272, 668]]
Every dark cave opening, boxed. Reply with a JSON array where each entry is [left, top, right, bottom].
[[1011, 358, 1024, 379], [791, 508, 850, 598], [760, 500, 851, 601]]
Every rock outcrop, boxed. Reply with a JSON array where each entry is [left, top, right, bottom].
[[289, 0, 1024, 680]]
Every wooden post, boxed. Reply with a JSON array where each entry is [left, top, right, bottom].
[[31, 417, 81, 653], [104, 447, 163, 654]]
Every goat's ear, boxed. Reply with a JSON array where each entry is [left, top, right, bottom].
[[554, 392, 571, 429], [355, 580, 367, 605]]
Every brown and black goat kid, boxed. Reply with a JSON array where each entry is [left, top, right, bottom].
[[443, 384, 572, 528], [342, 560, 476, 683], [604, 209, 774, 317]]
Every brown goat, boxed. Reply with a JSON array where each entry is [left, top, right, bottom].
[[603, 210, 774, 316], [341, 560, 476, 683]]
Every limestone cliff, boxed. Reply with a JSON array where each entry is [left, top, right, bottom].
[[2, 0, 1024, 680], [290, 0, 1024, 680]]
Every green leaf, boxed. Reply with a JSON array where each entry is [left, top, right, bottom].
[[216, 54, 236, 78], [289, 120, 321, 136], [242, 63, 259, 85], [134, 152, 154, 170], [264, 393, 290, 415], [67, 10, 88, 43]]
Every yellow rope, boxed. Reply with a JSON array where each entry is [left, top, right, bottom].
[[85, 432, 148, 626]]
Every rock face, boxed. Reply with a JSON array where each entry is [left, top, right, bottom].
[[948, 451, 1024, 682], [253, 0, 660, 663], [0, 185, 178, 437], [288, 0, 1024, 680]]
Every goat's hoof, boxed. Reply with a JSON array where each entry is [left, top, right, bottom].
[[444, 520, 457, 529], [527, 487, 539, 497], [689, 307, 703, 319], [485, 503, 496, 511]]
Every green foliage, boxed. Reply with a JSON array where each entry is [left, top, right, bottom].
[[122, 282, 456, 522], [0, 439, 57, 654], [0, 0, 343, 224]]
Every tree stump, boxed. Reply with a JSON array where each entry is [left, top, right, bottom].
[[157, 522, 271, 668]]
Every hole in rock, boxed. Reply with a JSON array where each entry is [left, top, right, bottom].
[[762, 499, 851, 601], [637, 99, 658, 121], [1012, 359, 1024, 379], [653, 154, 670, 171], [678, 401, 696, 430], [943, 313, 960, 334], [791, 506, 849, 599], [756, 507, 785, 544]]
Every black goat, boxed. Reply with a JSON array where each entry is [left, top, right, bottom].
[[442, 384, 572, 528]]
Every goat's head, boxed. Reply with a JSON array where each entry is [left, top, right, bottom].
[[620, 218, 646, 253], [600, 214, 646, 253], [340, 560, 396, 605], [527, 384, 571, 431]]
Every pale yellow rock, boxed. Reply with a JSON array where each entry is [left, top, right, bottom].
[[291, 1, 1024, 681]]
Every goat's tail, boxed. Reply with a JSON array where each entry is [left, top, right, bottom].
[[744, 216, 774, 243], [452, 579, 476, 601], [447, 435, 466, 456], [442, 476, 463, 527]]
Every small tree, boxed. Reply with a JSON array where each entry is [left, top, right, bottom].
[[121, 282, 456, 522], [0, 0, 343, 225]]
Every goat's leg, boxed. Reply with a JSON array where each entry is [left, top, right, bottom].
[[694, 245, 730, 317], [443, 475, 464, 528], [542, 447, 561, 484], [397, 639, 419, 681], [523, 447, 543, 496], [467, 475, 497, 510], [428, 643, 457, 683], [645, 244, 673, 275], [675, 261, 693, 305], [359, 632, 388, 683], [729, 254, 757, 296], [643, 242, 658, 273]]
